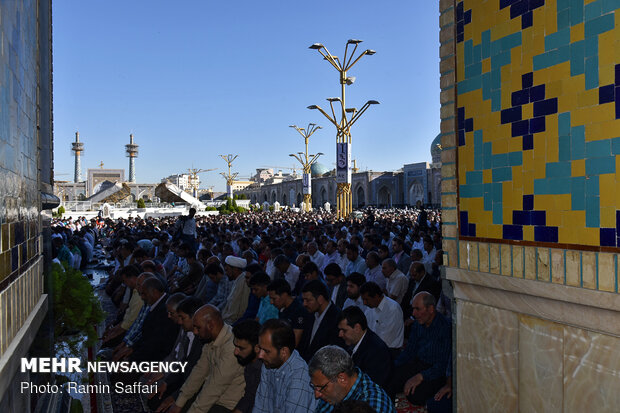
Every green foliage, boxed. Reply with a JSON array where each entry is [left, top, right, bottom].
[[236, 193, 248, 200], [51, 262, 105, 351], [218, 197, 246, 214], [205, 206, 217, 211], [136, 198, 146, 208], [57, 205, 66, 216], [269, 205, 274, 211]]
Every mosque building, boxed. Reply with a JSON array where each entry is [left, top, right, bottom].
[[237, 135, 442, 209]]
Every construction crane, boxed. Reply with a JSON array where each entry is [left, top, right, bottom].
[[187, 168, 216, 197]]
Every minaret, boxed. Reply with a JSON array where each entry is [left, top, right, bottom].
[[71, 131, 84, 182], [125, 133, 139, 182]]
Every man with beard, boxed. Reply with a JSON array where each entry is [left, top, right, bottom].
[[231, 320, 262, 413], [252, 319, 316, 413], [158, 305, 244, 413], [342, 272, 367, 312]]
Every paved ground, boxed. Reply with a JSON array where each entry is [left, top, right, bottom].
[[87, 252, 145, 413]]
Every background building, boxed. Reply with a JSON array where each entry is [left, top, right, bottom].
[[162, 173, 191, 190], [238, 139, 441, 208], [440, 1, 620, 410], [0, 0, 55, 410]]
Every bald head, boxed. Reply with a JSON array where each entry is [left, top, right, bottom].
[[137, 272, 155, 293], [193, 304, 224, 342]]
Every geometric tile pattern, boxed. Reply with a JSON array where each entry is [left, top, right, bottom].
[[457, 0, 620, 247]]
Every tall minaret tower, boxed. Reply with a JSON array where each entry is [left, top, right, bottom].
[[125, 133, 139, 182], [71, 131, 84, 183]]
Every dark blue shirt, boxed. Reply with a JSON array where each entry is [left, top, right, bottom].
[[279, 298, 310, 330], [395, 312, 451, 381]]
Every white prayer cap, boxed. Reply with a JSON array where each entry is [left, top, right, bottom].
[[225, 255, 247, 269]]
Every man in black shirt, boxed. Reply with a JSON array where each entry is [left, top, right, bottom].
[[267, 279, 309, 347]]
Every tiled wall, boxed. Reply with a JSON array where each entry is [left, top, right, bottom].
[[0, 0, 48, 357], [0, 0, 43, 288], [454, 0, 620, 249]]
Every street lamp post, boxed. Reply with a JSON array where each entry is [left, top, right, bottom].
[[219, 154, 239, 199], [289, 123, 323, 212], [308, 39, 378, 218]]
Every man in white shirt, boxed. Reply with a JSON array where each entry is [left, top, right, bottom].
[[422, 237, 437, 266], [364, 252, 386, 291], [274, 254, 300, 291], [306, 241, 325, 270], [320, 240, 341, 273], [360, 281, 404, 352], [382, 258, 409, 305]]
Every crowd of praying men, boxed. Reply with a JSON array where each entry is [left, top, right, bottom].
[[51, 206, 452, 413]]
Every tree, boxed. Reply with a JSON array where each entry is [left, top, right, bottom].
[[137, 198, 146, 208]]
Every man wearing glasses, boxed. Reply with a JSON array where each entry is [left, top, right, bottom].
[[309, 345, 395, 413]]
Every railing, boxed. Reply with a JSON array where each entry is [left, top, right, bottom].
[[60, 201, 181, 212], [0, 257, 44, 356]]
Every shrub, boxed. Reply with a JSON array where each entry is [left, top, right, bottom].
[[137, 198, 146, 208], [51, 262, 105, 352], [57, 205, 66, 216]]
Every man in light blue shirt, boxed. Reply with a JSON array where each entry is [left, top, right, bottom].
[[345, 244, 367, 277], [253, 319, 316, 413], [249, 272, 279, 324]]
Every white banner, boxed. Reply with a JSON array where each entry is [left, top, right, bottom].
[[226, 185, 233, 199], [303, 173, 311, 194], [336, 142, 351, 184]]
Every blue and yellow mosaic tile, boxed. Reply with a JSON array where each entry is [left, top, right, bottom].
[[457, 0, 620, 248]]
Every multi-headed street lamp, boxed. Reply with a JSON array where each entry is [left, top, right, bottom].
[[219, 154, 239, 199], [289, 123, 324, 212], [308, 39, 378, 218]]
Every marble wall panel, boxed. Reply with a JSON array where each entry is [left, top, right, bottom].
[[479, 243, 489, 272], [513, 246, 523, 278], [489, 243, 500, 274], [551, 249, 565, 284], [524, 246, 536, 280], [582, 252, 596, 289], [501, 244, 511, 276], [459, 241, 468, 269], [518, 315, 563, 412], [564, 326, 620, 412], [597, 253, 616, 292], [456, 300, 518, 412], [565, 250, 580, 287], [537, 248, 550, 282], [469, 242, 479, 271]]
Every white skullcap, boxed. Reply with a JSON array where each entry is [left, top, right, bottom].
[[225, 255, 247, 269]]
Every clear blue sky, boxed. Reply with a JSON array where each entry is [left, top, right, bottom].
[[52, 1, 440, 191]]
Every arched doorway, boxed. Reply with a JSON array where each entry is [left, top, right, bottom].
[[378, 186, 391, 207], [263, 193, 268, 202], [297, 193, 302, 205], [271, 191, 277, 203], [282, 193, 287, 206], [409, 179, 424, 205], [356, 186, 365, 207], [320, 186, 327, 205]]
